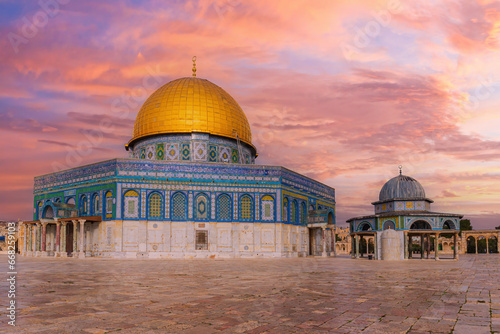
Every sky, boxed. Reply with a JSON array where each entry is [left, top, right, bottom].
[[1, 0, 500, 229]]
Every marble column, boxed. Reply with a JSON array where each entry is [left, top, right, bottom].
[[321, 227, 327, 257], [475, 238, 478, 254], [486, 237, 489, 254], [60, 222, 67, 257], [435, 233, 440, 261], [79, 219, 86, 259], [373, 233, 378, 260], [36, 223, 42, 256], [22, 223, 28, 255], [41, 222, 48, 256], [404, 231, 408, 259], [55, 219, 61, 256], [72, 220, 78, 257], [355, 235, 360, 259]]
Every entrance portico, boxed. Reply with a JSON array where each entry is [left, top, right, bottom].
[[21, 216, 101, 258]]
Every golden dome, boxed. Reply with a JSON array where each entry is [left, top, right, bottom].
[[128, 77, 254, 150]]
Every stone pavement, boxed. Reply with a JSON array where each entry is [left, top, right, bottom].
[[1, 254, 499, 333]]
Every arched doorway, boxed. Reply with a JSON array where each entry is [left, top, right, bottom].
[[43, 206, 54, 219], [488, 236, 498, 253], [466, 236, 476, 253], [327, 212, 333, 225]]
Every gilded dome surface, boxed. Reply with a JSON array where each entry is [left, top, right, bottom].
[[129, 77, 253, 149], [379, 175, 426, 201]]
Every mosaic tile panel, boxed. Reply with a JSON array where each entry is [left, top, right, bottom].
[[231, 149, 239, 163], [193, 142, 207, 161], [208, 144, 217, 162], [140, 148, 146, 159], [188, 191, 193, 219], [240, 196, 252, 220], [219, 147, 230, 162], [146, 145, 155, 160], [181, 143, 190, 161], [166, 143, 179, 161], [156, 143, 165, 161], [149, 193, 162, 219]]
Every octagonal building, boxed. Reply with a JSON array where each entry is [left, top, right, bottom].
[[21, 70, 336, 259]]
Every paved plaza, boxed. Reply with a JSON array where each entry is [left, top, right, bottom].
[[1, 255, 499, 333]]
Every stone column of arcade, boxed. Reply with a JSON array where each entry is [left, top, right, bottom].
[[35, 222, 42, 256], [22, 223, 28, 256], [434, 233, 440, 260], [60, 222, 67, 257], [486, 237, 489, 254], [72, 220, 78, 257], [355, 235, 360, 259], [41, 221, 48, 256], [321, 227, 327, 257], [408, 234, 413, 259], [54, 219, 61, 257], [78, 219, 86, 259], [475, 238, 478, 254], [404, 231, 409, 259], [373, 233, 378, 260]]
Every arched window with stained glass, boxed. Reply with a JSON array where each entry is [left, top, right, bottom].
[[282, 197, 289, 222], [171, 192, 187, 220], [123, 190, 139, 219], [148, 192, 163, 219], [194, 193, 209, 220], [301, 202, 307, 225], [239, 195, 253, 221], [92, 194, 100, 214], [105, 191, 113, 217], [261, 195, 275, 221], [217, 194, 232, 221], [291, 200, 298, 223], [80, 195, 88, 216]]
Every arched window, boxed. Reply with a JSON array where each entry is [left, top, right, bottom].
[[171, 192, 187, 220], [282, 198, 289, 222], [149, 193, 162, 219], [123, 190, 139, 219], [43, 205, 54, 219], [66, 197, 75, 205], [80, 195, 87, 215], [291, 200, 298, 223], [261, 195, 275, 221], [239, 195, 253, 221], [92, 194, 100, 214], [217, 194, 232, 221], [301, 202, 307, 225], [105, 191, 113, 216], [383, 220, 395, 230], [195, 193, 209, 220]]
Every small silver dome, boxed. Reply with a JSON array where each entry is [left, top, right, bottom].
[[379, 175, 426, 201]]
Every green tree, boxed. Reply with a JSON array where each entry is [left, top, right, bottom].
[[459, 219, 472, 236]]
